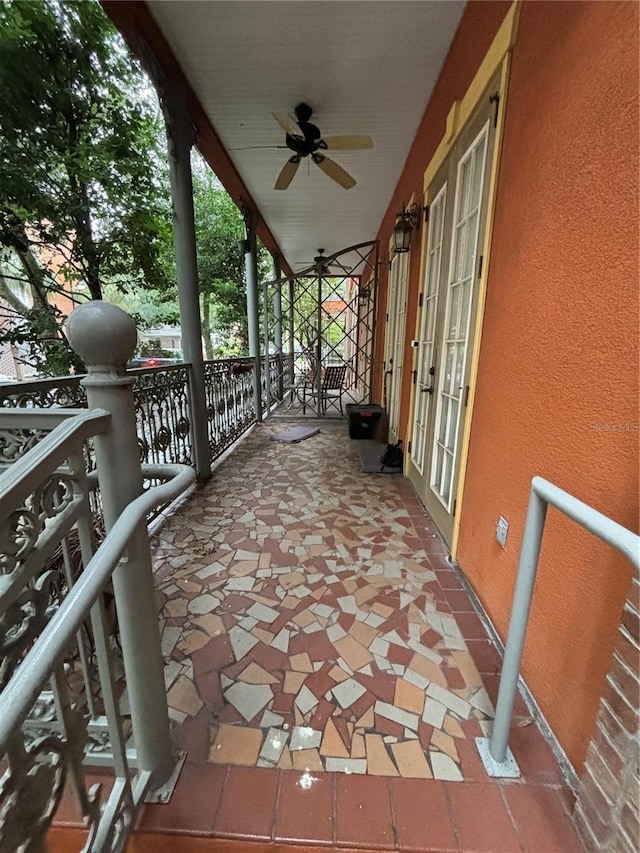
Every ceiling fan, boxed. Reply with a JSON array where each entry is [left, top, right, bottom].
[[272, 103, 373, 191], [296, 249, 350, 276]]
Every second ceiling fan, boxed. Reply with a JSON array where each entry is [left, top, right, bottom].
[[272, 103, 373, 191]]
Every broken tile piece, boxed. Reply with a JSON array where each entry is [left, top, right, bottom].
[[423, 697, 447, 729], [167, 675, 202, 717], [237, 662, 279, 685], [331, 678, 367, 710], [391, 740, 433, 778], [290, 726, 322, 751], [258, 727, 289, 765], [426, 683, 472, 720], [295, 684, 319, 715], [431, 751, 463, 781], [210, 724, 262, 765], [320, 717, 349, 758], [247, 602, 280, 624], [365, 734, 399, 776], [394, 679, 426, 714], [374, 700, 419, 732], [228, 626, 260, 662], [224, 682, 273, 722], [325, 757, 367, 774]]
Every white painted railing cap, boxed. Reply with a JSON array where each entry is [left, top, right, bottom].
[[66, 300, 137, 371]]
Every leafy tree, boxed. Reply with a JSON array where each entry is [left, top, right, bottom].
[[192, 155, 273, 358], [0, 0, 174, 374]]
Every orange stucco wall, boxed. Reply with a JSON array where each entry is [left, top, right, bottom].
[[456, 0, 639, 771], [372, 1, 511, 421], [374, 0, 638, 771]]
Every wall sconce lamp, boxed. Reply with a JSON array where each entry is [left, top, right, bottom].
[[358, 285, 371, 308], [393, 202, 425, 253]]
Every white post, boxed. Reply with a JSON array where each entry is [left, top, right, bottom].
[[243, 218, 262, 422], [163, 85, 212, 479], [66, 300, 175, 790], [274, 260, 283, 401]]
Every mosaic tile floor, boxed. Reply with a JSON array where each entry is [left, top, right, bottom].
[[149, 420, 496, 781]]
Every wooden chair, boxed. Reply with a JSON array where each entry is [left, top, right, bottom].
[[303, 364, 348, 415]]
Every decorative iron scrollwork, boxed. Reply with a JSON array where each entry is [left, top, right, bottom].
[[0, 571, 58, 688], [0, 473, 76, 577], [0, 711, 93, 853]]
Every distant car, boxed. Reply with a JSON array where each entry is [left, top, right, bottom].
[[127, 357, 181, 370]]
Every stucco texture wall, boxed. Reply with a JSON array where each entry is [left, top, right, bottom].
[[456, 0, 639, 771]]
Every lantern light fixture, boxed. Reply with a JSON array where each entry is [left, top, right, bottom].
[[393, 202, 425, 253]]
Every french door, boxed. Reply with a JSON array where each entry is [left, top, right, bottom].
[[408, 86, 497, 544], [384, 251, 409, 442]]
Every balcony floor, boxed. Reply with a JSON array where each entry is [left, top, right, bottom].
[[54, 419, 584, 851]]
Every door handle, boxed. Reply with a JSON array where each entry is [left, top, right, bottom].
[[420, 386, 433, 394]]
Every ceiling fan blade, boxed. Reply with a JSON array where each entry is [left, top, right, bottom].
[[321, 135, 374, 151], [272, 111, 302, 138], [312, 154, 356, 190], [275, 156, 300, 190]]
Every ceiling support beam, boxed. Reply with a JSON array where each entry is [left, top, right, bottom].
[[163, 84, 211, 479]]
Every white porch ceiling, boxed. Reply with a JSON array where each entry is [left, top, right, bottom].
[[147, 0, 465, 273]]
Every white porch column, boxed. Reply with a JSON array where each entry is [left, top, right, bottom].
[[273, 259, 284, 400], [163, 85, 211, 478], [243, 215, 262, 422]]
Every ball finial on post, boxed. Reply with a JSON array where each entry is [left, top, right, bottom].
[[66, 300, 138, 373]]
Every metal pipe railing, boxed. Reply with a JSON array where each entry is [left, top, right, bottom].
[[0, 463, 195, 751], [484, 476, 639, 770]]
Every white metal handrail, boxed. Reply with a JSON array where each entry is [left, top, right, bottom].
[[476, 476, 640, 777], [0, 463, 194, 749]]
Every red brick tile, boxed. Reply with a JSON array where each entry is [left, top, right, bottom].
[[213, 766, 278, 840], [482, 674, 529, 716], [178, 707, 212, 764], [137, 764, 226, 835], [357, 673, 396, 703], [250, 642, 291, 672], [335, 774, 395, 850], [444, 668, 467, 690], [507, 723, 565, 785], [274, 769, 335, 845], [196, 670, 224, 709], [272, 691, 295, 714], [502, 785, 584, 851], [388, 644, 414, 666], [444, 589, 477, 613], [306, 631, 341, 662], [455, 740, 490, 783], [192, 635, 234, 678], [374, 714, 405, 740], [453, 612, 489, 641], [466, 640, 503, 675], [390, 778, 458, 852], [446, 782, 520, 852], [433, 569, 463, 590]]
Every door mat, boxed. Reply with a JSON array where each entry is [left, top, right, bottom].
[[270, 426, 320, 444], [358, 442, 403, 474]]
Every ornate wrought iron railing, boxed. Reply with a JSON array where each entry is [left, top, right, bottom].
[[0, 405, 195, 851], [0, 352, 295, 474]]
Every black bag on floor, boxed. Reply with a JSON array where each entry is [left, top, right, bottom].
[[380, 439, 403, 471]]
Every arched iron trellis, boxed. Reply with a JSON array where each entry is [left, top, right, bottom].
[[263, 241, 380, 418]]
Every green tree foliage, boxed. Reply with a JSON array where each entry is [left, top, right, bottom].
[[192, 155, 272, 358], [0, 0, 173, 374]]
